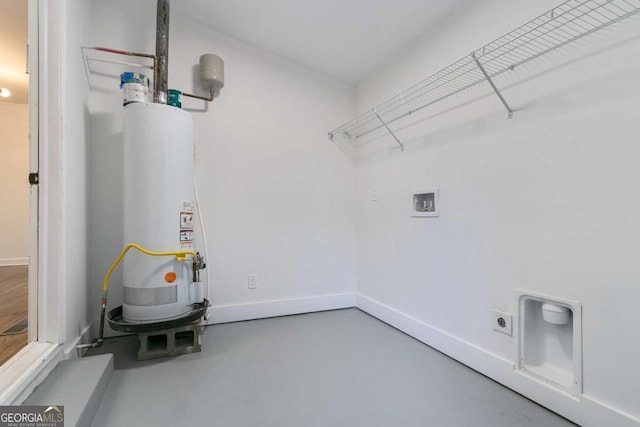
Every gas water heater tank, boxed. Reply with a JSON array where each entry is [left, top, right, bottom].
[[122, 102, 196, 323]]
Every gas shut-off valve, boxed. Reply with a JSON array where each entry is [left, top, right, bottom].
[[192, 251, 206, 283]]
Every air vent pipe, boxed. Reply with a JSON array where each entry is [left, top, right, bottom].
[[155, 0, 170, 103]]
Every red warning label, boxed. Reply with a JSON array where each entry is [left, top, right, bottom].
[[180, 212, 194, 230]]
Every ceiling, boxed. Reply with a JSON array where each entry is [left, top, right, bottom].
[[177, 0, 470, 84], [0, 0, 468, 105], [0, 0, 28, 105]]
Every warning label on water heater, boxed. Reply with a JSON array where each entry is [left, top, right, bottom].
[[179, 209, 195, 249], [180, 229, 194, 249], [183, 201, 195, 213], [180, 212, 194, 230]]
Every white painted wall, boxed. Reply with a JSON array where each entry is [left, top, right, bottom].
[[354, 1, 640, 426], [60, 0, 92, 352], [0, 103, 29, 265], [86, 0, 356, 332], [65, 1, 640, 424]]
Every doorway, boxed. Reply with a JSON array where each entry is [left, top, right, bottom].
[[0, 0, 31, 366]]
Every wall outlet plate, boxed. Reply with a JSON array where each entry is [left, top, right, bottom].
[[248, 274, 258, 289], [370, 187, 378, 202], [492, 310, 512, 336]]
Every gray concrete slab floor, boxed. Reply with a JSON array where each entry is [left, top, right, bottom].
[[89, 308, 576, 427]]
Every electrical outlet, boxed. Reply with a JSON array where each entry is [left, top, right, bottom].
[[370, 187, 378, 202], [492, 310, 512, 336], [248, 274, 258, 290]]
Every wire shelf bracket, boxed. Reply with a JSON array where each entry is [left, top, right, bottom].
[[328, 0, 640, 154], [471, 51, 513, 119], [373, 109, 404, 151]]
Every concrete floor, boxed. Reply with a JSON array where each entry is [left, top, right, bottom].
[[89, 308, 575, 427]]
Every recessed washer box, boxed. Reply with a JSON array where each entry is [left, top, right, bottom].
[[411, 190, 439, 217], [515, 290, 582, 396]]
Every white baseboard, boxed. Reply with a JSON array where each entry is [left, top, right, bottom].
[[206, 293, 356, 325], [356, 293, 640, 427], [0, 257, 29, 267], [64, 320, 97, 360]]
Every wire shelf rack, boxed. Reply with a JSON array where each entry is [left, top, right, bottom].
[[328, 0, 640, 152]]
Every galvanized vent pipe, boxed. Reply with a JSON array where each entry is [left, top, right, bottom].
[[155, 0, 170, 103]]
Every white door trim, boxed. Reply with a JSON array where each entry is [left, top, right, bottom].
[[27, 0, 39, 344], [35, 0, 62, 346], [0, 0, 64, 405]]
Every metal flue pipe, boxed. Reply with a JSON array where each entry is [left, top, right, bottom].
[[155, 0, 170, 103]]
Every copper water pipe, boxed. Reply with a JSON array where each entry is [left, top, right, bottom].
[[91, 47, 158, 102], [182, 88, 215, 102]]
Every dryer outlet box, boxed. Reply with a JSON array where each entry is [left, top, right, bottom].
[[492, 310, 512, 336]]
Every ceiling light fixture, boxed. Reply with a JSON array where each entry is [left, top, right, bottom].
[[0, 88, 10, 98]]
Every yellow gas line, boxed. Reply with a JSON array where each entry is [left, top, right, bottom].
[[79, 243, 196, 350], [102, 243, 195, 302]]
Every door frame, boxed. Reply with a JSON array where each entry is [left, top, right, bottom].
[[33, 0, 63, 347], [27, 0, 39, 344], [0, 0, 64, 405]]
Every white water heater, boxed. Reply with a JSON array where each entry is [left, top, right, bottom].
[[122, 102, 202, 323]]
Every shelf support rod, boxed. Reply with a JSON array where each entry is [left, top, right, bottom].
[[373, 110, 404, 151], [471, 52, 513, 119]]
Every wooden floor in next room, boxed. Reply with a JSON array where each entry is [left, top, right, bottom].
[[0, 265, 28, 365]]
